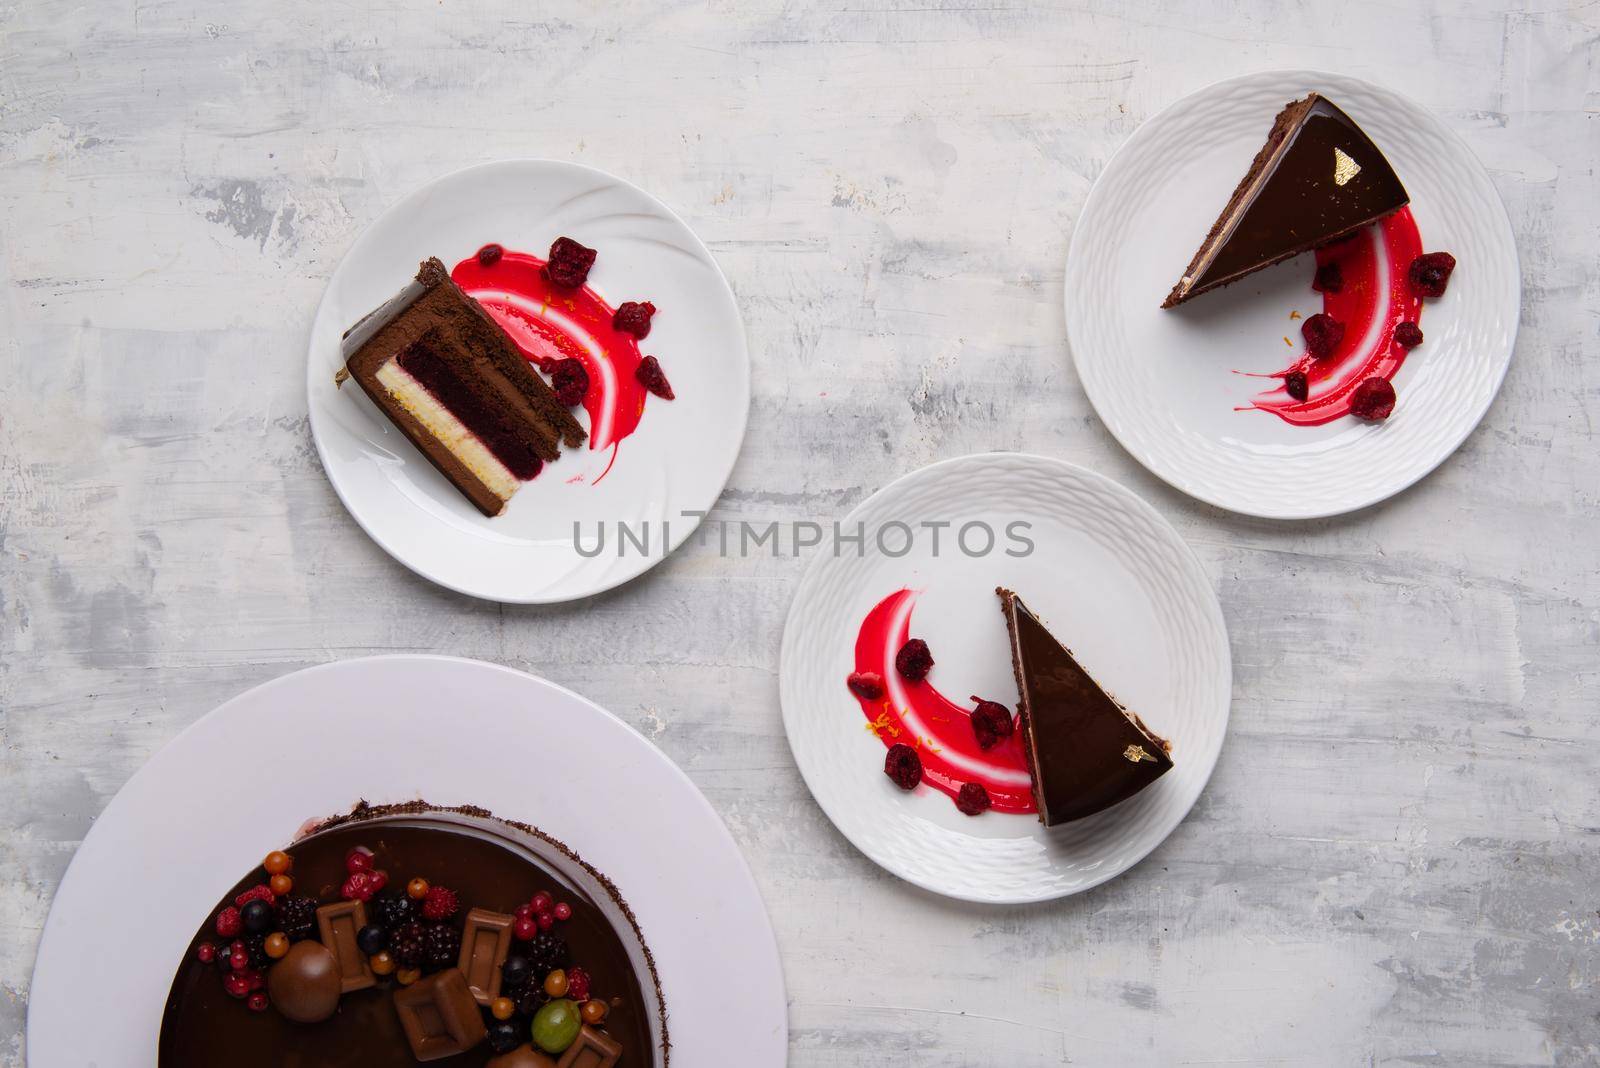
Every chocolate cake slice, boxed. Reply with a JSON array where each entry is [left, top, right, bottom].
[[342, 258, 586, 517], [1162, 93, 1409, 308], [998, 588, 1173, 825]]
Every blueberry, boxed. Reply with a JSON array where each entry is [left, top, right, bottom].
[[356, 924, 388, 955], [501, 955, 532, 989], [240, 899, 274, 935], [486, 1019, 523, 1054]]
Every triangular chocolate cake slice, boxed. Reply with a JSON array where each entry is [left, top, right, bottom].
[[1162, 93, 1409, 308], [998, 588, 1173, 825]]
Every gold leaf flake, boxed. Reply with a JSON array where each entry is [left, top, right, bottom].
[[1333, 147, 1361, 187], [1123, 744, 1154, 763]]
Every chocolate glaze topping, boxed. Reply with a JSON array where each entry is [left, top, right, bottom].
[[158, 802, 665, 1066]]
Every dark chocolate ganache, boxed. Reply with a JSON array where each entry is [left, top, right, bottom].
[[158, 805, 662, 1066]]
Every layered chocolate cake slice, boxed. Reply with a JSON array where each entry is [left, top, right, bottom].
[[343, 259, 586, 516], [997, 588, 1173, 825], [1162, 93, 1409, 308]]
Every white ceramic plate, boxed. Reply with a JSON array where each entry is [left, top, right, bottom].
[[28, 656, 787, 1065], [779, 453, 1231, 902], [1065, 70, 1519, 518], [308, 161, 749, 601]]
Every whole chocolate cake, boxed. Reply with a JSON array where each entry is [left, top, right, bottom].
[[158, 803, 665, 1066]]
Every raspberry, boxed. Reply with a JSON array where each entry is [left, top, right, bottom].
[[612, 301, 656, 339], [883, 743, 922, 790], [422, 886, 459, 921], [566, 966, 591, 1003], [234, 884, 275, 909], [968, 697, 1014, 751], [635, 355, 675, 400], [846, 672, 886, 701], [894, 638, 933, 682], [1394, 321, 1423, 349], [477, 243, 504, 267], [1350, 377, 1396, 421], [1284, 370, 1309, 402], [1312, 262, 1343, 294], [550, 358, 589, 407], [955, 782, 991, 816], [1408, 252, 1456, 297], [545, 236, 596, 288], [1301, 313, 1345, 359], [214, 906, 242, 939]]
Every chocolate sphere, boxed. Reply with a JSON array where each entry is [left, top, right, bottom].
[[265, 941, 342, 1023], [486, 1045, 557, 1068]]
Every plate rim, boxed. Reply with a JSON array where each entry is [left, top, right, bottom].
[[27, 654, 788, 1064], [778, 451, 1233, 903], [306, 157, 751, 602], [1063, 67, 1522, 520]]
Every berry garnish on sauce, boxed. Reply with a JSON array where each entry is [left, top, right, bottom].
[[1350, 377, 1397, 421], [612, 300, 656, 338], [894, 638, 934, 682], [476, 243, 504, 267], [1408, 252, 1456, 298], [1312, 262, 1343, 294], [955, 782, 992, 816], [1394, 321, 1423, 349], [545, 236, 597, 289], [846, 671, 886, 701], [884, 743, 923, 790], [635, 355, 675, 400], [1284, 370, 1309, 402], [968, 697, 1014, 751], [550, 358, 590, 407], [1301, 313, 1345, 360]]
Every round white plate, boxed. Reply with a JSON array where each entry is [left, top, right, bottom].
[[28, 656, 787, 1065], [779, 453, 1231, 902], [308, 160, 749, 601], [1065, 70, 1519, 518]]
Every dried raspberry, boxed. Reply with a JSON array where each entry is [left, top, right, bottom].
[[968, 697, 1014, 751], [1301, 313, 1345, 359], [545, 236, 596, 289], [476, 243, 504, 267], [1350, 377, 1396, 421], [550, 358, 590, 407], [956, 782, 991, 816], [846, 672, 886, 701], [1394, 321, 1423, 349], [1284, 370, 1309, 402], [894, 638, 933, 682], [215, 906, 242, 939], [1312, 262, 1343, 294], [635, 355, 674, 400], [883, 743, 922, 790], [234, 884, 276, 909], [612, 301, 656, 339], [421, 885, 459, 922], [1408, 252, 1456, 298]]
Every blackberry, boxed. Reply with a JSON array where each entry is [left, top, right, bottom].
[[243, 934, 272, 969], [391, 921, 427, 968], [422, 924, 461, 972], [522, 933, 570, 981], [277, 896, 317, 942], [514, 984, 550, 1017], [370, 892, 416, 932]]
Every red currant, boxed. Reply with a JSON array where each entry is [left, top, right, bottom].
[[531, 891, 553, 913], [230, 945, 250, 972], [536, 911, 554, 932], [223, 973, 251, 999], [514, 903, 535, 921], [341, 872, 374, 901], [247, 992, 270, 1012], [514, 916, 537, 941], [196, 942, 216, 964], [368, 869, 389, 893], [345, 846, 375, 874], [553, 902, 572, 922]]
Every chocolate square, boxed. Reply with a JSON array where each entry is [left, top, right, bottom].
[[557, 1025, 622, 1068], [393, 968, 488, 1061], [457, 907, 515, 1004], [315, 899, 375, 993]]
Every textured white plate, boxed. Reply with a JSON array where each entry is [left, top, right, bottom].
[[1065, 70, 1519, 518], [28, 656, 787, 1065], [308, 160, 749, 601], [779, 454, 1231, 902]]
